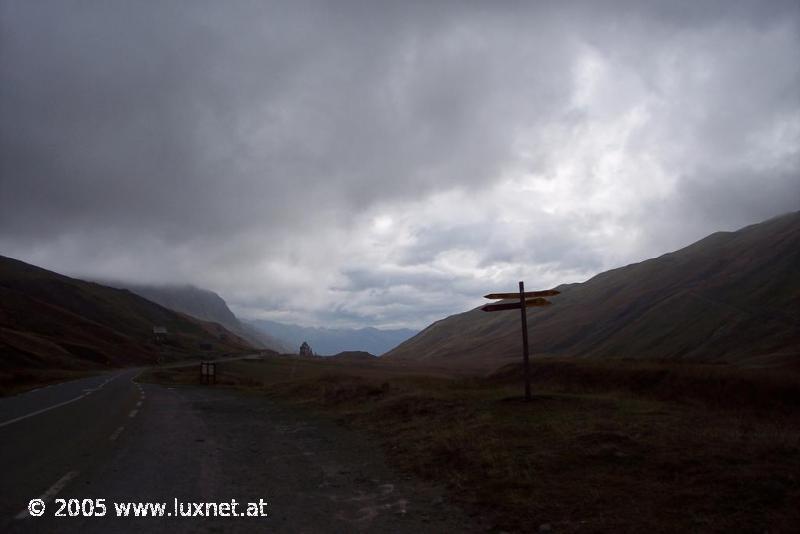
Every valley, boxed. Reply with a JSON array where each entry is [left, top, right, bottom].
[[2, 212, 798, 532], [3, 3, 798, 531]]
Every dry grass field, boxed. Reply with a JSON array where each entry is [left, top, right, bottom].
[[142, 355, 800, 533]]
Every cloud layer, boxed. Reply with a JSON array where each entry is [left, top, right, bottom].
[[2, 1, 798, 328]]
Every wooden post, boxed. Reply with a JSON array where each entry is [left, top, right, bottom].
[[519, 281, 531, 401], [482, 283, 558, 400]]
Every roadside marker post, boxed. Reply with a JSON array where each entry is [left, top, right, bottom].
[[482, 281, 559, 401], [519, 282, 531, 401]]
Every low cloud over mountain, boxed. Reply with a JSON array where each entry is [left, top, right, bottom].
[[2, 1, 798, 329]]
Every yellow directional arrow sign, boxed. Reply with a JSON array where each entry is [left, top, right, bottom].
[[481, 281, 560, 401], [480, 297, 551, 312], [484, 289, 560, 300]]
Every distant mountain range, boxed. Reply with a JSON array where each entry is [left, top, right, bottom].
[[385, 211, 800, 370], [103, 283, 291, 353], [246, 319, 417, 356], [101, 283, 413, 356], [0, 256, 253, 375]]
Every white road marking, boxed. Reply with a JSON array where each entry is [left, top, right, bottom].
[[128, 409, 138, 418], [109, 426, 125, 441], [0, 375, 122, 429], [136, 401, 142, 407], [15, 470, 79, 519], [0, 397, 87, 429]]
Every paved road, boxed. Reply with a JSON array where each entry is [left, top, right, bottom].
[[0, 369, 475, 533]]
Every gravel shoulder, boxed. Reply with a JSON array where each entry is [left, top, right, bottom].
[[15, 381, 478, 533]]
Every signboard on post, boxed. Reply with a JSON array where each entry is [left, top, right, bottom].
[[480, 297, 551, 312], [200, 361, 216, 385], [483, 289, 560, 300], [482, 282, 559, 401]]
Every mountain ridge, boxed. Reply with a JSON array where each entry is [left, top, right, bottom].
[[100, 282, 292, 353], [384, 211, 800, 369], [247, 319, 417, 356], [0, 255, 253, 376]]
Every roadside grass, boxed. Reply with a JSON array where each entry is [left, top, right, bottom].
[[141, 356, 800, 533]]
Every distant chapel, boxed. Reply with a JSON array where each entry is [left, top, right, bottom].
[[299, 341, 313, 357]]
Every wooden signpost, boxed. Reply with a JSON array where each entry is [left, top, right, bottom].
[[200, 361, 216, 385], [482, 282, 559, 401]]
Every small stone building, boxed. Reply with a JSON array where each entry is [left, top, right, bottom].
[[299, 341, 313, 357]]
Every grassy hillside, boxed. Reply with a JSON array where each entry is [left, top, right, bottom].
[[385, 211, 800, 369], [0, 255, 253, 392], [106, 282, 292, 353]]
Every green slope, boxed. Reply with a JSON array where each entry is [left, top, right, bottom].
[[0, 255, 253, 373], [384, 211, 800, 369]]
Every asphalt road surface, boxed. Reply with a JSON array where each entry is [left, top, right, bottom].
[[0, 368, 476, 533]]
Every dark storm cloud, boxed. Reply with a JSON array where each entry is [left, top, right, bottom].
[[1, 0, 564, 239], [1, 0, 798, 328]]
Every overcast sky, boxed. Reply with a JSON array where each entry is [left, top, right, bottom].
[[1, 1, 798, 329]]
